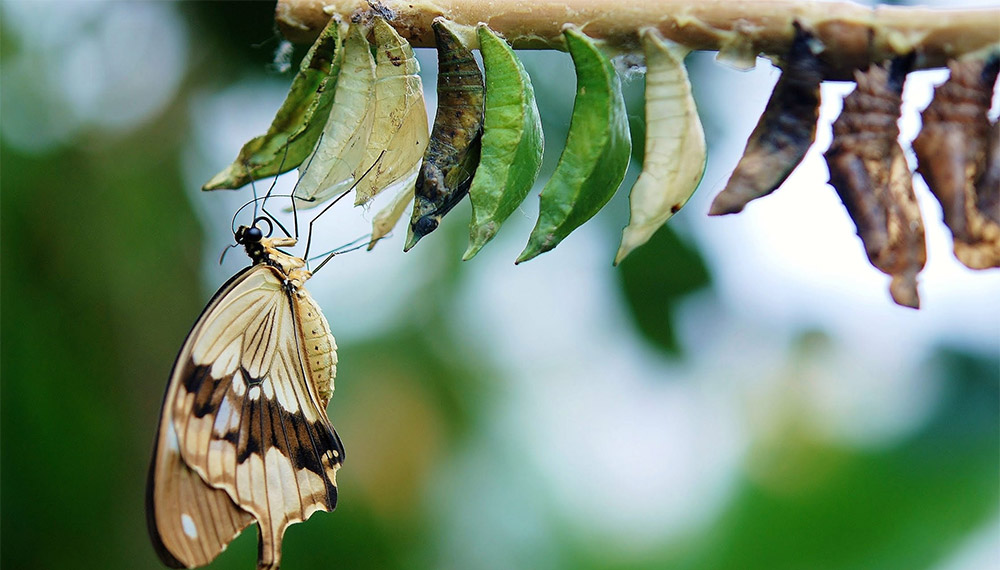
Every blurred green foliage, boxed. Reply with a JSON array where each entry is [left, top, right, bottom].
[[617, 225, 711, 355], [1, 3, 996, 570]]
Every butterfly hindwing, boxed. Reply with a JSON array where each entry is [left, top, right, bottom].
[[148, 268, 260, 568], [146, 412, 256, 568], [149, 262, 343, 570]]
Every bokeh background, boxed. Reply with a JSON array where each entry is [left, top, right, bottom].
[[2, 1, 998, 569]]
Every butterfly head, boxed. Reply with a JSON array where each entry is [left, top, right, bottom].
[[234, 225, 264, 246], [234, 217, 275, 265]]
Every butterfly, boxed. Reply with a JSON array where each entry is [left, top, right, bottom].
[[146, 217, 344, 570]]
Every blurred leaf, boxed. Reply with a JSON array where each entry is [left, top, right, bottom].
[[616, 225, 711, 356]]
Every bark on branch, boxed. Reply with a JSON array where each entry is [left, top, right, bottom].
[[276, 0, 1000, 77]]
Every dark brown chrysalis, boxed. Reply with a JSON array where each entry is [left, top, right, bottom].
[[912, 56, 1000, 269], [405, 18, 485, 251], [709, 22, 824, 215], [977, 120, 1000, 226], [825, 59, 927, 309]]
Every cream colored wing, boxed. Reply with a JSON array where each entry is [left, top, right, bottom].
[[149, 265, 343, 570], [148, 267, 263, 568], [147, 413, 254, 569]]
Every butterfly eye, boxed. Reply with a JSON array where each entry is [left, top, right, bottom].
[[251, 216, 273, 238]]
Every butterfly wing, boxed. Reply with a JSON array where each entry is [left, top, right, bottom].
[[148, 265, 343, 569], [148, 268, 259, 568]]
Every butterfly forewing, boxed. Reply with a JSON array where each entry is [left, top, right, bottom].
[[149, 252, 343, 570]]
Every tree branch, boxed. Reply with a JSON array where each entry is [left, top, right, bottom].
[[276, 0, 1000, 77]]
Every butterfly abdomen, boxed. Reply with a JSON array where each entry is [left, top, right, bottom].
[[295, 289, 338, 407]]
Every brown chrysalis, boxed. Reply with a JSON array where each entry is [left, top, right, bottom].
[[405, 18, 485, 250], [709, 22, 824, 215], [913, 55, 1000, 269], [977, 120, 1000, 227], [825, 59, 927, 309]]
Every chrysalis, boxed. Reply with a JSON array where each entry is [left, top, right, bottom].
[[294, 23, 376, 207], [977, 120, 1000, 226], [405, 18, 485, 251], [516, 26, 631, 264], [913, 56, 1000, 269], [352, 17, 429, 206], [464, 24, 544, 260], [825, 59, 926, 308], [203, 17, 344, 190], [709, 22, 823, 215], [615, 28, 706, 265]]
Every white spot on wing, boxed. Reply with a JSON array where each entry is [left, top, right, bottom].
[[232, 371, 246, 396], [181, 513, 198, 538], [214, 398, 232, 436], [165, 418, 180, 452], [249, 386, 261, 400]]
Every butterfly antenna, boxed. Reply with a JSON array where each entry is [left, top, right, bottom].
[[259, 141, 293, 228], [290, 184, 300, 241], [232, 194, 297, 235], [246, 161, 260, 222], [303, 150, 386, 264], [240, 163, 289, 239]]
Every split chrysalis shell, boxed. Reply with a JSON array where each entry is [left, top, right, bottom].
[[614, 28, 706, 265], [294, 23, 376, 207], [913, 56, 1000, 269], [709, 22, 823, 216], [825, 60, 927, 308], [352, 17, 429, 206], [203, 17, 345, 190]]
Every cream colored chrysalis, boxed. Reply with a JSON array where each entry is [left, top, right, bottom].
[[352, 17, 429, 206], [615, 29, 706, 264], [294, 23, 376, 207]]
